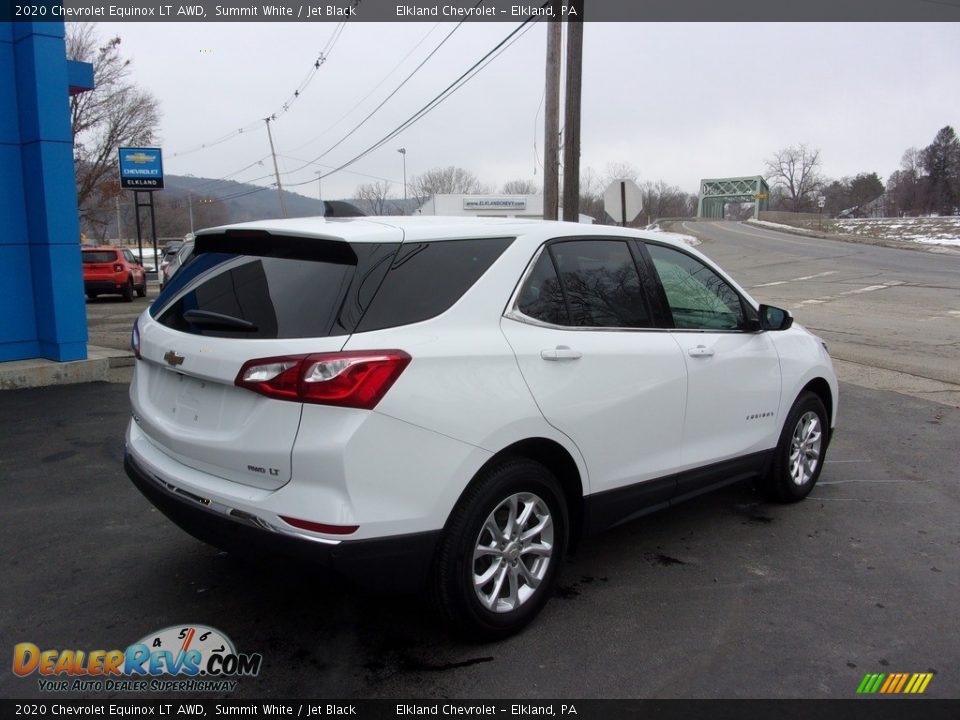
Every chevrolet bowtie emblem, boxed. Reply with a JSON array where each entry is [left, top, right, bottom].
[[164, 350, 185, 367]]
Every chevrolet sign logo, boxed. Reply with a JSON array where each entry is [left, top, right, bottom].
[[126, 152, 157, 164], [164, 351, 185, 367]]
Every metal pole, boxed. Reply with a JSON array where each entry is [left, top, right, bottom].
[[115, 196, 123, 245], [264, 117, 288, 218], [133, 191, 144, 265], [561, 10, 583, 222], [620, 181, 627, 227], [148, 191, 159, 281], [188, 191, 195, 234], [398, 148, 407, 204], [543, 17, 561, 221]]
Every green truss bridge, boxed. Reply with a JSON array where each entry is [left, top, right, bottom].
[[697, 176, 770, 219]]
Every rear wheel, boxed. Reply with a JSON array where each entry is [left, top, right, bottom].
[[122, 277, 134, 302], [433, 459, 567, 639], [136, 278, 147, 297], [758, 391, 828, 503]]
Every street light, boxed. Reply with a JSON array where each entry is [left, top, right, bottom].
[[397, 148, 407, 206]]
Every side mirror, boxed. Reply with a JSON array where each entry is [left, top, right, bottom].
[[759, 304, 793, 331]]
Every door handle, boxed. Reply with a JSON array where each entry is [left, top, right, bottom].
[[541, 346, 582, 361], [687, 344, 715, 358]]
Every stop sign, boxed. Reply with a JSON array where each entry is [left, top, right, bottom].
[[603, 179, 643, 224]]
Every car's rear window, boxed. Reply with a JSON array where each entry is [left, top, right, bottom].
[[151, 232, 399, 340], [82, 251, 118, 264], [150, 232, 513, 339]]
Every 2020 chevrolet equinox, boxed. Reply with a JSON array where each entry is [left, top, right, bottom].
[[125, 217, 837, 637]]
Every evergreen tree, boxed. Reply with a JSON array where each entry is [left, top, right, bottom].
[[921, 126, 960, 215]]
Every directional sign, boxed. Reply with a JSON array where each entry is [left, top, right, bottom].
[[603, 178, 643, 224], [118, 147, 164, 190]]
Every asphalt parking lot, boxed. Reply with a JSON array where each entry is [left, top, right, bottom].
[[1, 380, 957, 699]]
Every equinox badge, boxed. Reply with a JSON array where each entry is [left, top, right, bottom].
[[163, 350, 185, 367]]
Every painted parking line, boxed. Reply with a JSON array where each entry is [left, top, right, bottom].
[[754, 271, 837, 288], [796, 280, 905, 306]]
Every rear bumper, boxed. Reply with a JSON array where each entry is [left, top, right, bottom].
[[85, 279, 126, 293], [124, 452, 440, 592]]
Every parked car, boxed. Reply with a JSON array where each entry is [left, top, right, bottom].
[[125, 218, 838, 637], [158, 241, 184, 281], [82, 246, 147, 301], [159, 238, 195, 290]]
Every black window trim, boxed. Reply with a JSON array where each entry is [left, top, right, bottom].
[[505, 236, 661, 333]]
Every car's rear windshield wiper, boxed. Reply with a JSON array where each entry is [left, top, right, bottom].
[[182, 309, 258, 331]]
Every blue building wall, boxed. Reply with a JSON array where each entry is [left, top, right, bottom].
[[0, 21, 93, 362]]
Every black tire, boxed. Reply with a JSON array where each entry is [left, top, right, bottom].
[[86, 292, 97, 300], [433, 458, 568, 640], [136, 278, 147, 298], [122, 277, 134, 302], [758, 391, 829, 503]]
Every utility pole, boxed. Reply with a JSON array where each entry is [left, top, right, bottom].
[[543, 16, 561, 221], [397, 148, 407, 204], [187, 191, 195, 234], [264, 117, 288, 218], [561, 10, 583, 222], [115, 196, 123, 244]]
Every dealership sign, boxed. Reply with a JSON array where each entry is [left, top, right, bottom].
[[118, 147, 164, 190], [463, 197, 527, 211]]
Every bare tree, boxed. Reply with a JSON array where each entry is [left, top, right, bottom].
[[411, 166, 485, 202], [66, 23, 161, 236], [764, 144, 823, 212], [602, 161, 640, 185], [355, 180, 393, 216], [502, 179, 540, 195]]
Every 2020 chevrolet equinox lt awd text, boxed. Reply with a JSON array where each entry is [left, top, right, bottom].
[[125, 217, 837, 637]]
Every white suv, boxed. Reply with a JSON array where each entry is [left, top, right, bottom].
[[125, 217, 837, 637]]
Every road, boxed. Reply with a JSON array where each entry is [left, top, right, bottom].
[[678, 221, 960, 405]]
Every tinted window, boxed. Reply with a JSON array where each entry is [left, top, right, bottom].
[[646, 244, 745, 330], [123, 250, 137, 263], [82, 251, 117, 264], [516, 250, 568, 325], [549, 240, 652, 328], [356, 237, 513, 332], [152, 234, 399, 339]]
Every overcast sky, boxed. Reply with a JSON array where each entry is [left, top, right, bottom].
[[94, 21, 960, 201]]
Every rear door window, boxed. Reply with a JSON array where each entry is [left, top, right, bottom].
[[514, 240, 654, 329]]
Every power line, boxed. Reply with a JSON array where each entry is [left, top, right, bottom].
[[276, 11, 476, 181], [287, 22, 442, 155], [288, 11, 544, 188], [167, 16, 354, 159]]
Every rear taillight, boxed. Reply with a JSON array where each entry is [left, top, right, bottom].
[[114, 263, 124, 272], [131, 318, 141, 359], [235, 350, 411, 410]]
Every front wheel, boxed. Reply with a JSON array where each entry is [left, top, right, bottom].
[[136, 278, 147, 297], [433, 459, 568, 639], [758, 391, 829, 503], [122, 277, 134, 302]]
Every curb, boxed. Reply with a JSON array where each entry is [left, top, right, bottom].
[[0, 346, 134, 391]]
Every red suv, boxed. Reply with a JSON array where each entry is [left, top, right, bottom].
[[82, 247, 147, 302]]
